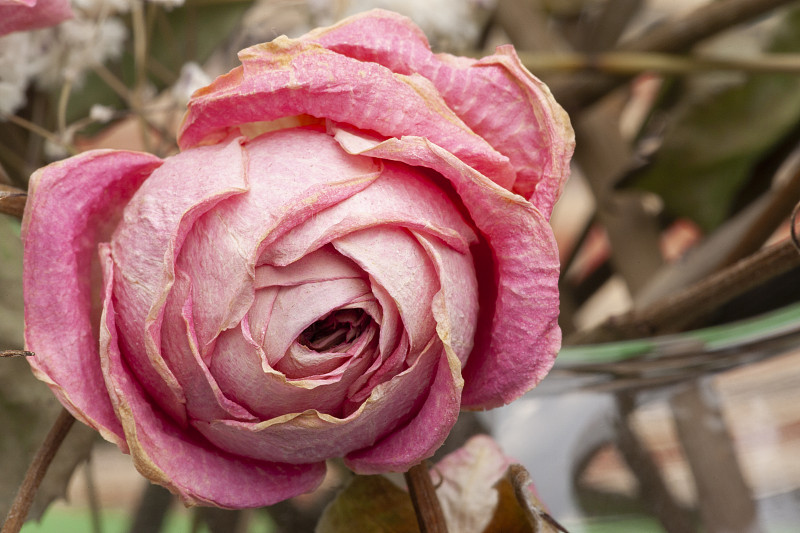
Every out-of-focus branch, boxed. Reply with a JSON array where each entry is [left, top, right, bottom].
[[520, 52, 800, 75], [569, 236, 800, 344], [552, 0, 798, 112], [0, 185, 26, 219], [1, 409, 75, 533]]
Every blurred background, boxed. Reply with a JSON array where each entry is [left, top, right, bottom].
[[2, 0, 800, 531]]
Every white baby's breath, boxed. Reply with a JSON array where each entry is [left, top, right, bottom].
[[172, 62, 212, 106], [89, 104, 116, 123]]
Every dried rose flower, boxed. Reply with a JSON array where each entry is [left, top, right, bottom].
[[22, 9, 573, 507]]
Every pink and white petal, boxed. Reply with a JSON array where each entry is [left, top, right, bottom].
[[111, 137, 249, 427], [305, 9, 574, 215], [332, 227, 439, 354], [248, 286, 279, 348], [197, 338, 441, 464], [344, 348, 462, 474], [178, 40, 515, 188], [161, 269, 257, 422], [412, 231, 479, 365], [210, 322, 377, 419], [333, 133, 561, 410], [179, 128, 381, 351], [97, 246, 325, 507], [22, 149, 161, 446], [255, 245, 363, 288], [259, 156, 476, 267], [262, 278, 371, 365]]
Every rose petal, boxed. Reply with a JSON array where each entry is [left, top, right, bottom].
[[305, 9, 574, 215], [255, 245, 363, 288], [97, 245, 325, 507], [111, 136, 249, 427], [333, 227, 439, 355], [261, 277, 372, 365], [22, 149, 161, 446], [177, 128, 381, 352], [178, 38, 516, 188], [259, 157, 477, 266], [333, 131, 561, 409], [344, 347, 462, 473], [412, 231, 479, 365], [209, 319, 379, 419], [198, 337, 441, 464], [160, 269, 257, 422], [0, 0, 73, 36]]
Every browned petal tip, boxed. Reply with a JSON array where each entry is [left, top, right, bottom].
[[0, 184, 27, 219]]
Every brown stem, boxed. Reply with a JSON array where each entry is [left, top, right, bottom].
[[0, 350, 34, 358], [569, 237, 800, 344], [404, 462, 448, 533], [1, 408, 75, 533], [0, 184, 27, 219]]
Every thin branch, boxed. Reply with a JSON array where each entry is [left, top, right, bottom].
[[552, 0, 798, 112], [404, 462, 448, 533], [1, 115, 70, 153], [0, 350, 34, 358], [521, 52, 800, 75], [569, 236, 800, 344], [131, 0, 153, 153], [1, 409, 76, 533]]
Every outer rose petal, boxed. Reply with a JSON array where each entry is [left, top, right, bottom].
[[22, 150, 162, 447], [98, 245, 326, 508], [345, 347, 462, 473], [332, 129, 561, 409], [0, 0, 73, 36], [304, 9, 574, 215], [111, 137, 250, 427], [177, 36, 516, 189]]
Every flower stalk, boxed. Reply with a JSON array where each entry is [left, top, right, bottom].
[[404, 462, 448, 533]]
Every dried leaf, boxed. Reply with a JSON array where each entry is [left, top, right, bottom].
[[315, 475, 419, 533], [434, 434, 515, 533]]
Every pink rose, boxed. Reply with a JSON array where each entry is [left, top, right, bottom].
[[0, 0, 72, 36], [22, 10, 573, 508]]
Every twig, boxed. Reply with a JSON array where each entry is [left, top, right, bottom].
[[521, 52, 800, 75], [0, 185, 27, 219], [569, 236, 800, 344], [131, 1, 153, 153], [553, 0, 797, 112], [404, 462, 448, 533], [1, 115, 69, 152], [1, 408, 76, 533], [614, 394, 696, 533], [0, 350, 34, 358], [85, 457, 103, 533]]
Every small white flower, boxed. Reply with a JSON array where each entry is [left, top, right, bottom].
[[89, 104, 116, 123], [172, 62, 212, 105]]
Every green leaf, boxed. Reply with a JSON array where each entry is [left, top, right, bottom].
[[316, 475, 419, 533]]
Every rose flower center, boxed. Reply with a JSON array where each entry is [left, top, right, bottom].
[[298, 308, 370, 352]]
